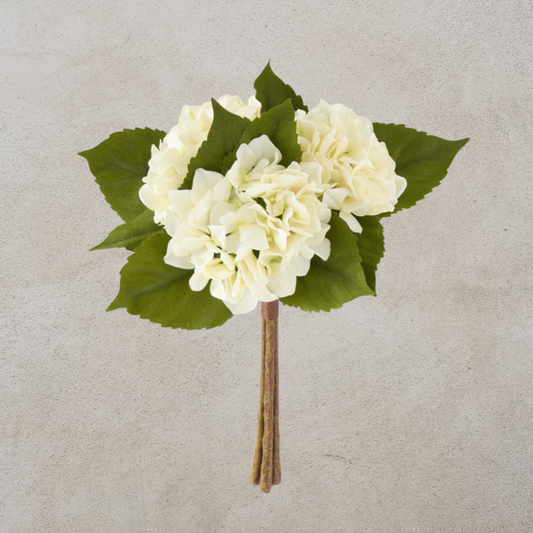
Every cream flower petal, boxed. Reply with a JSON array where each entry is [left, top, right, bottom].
[[189, 270, 209, 291], [322, 187, 349, 210], [240, 224, 269, 250], [223, 288, 259, 315], [288, 255, 311, 277], [312, 237, 331, 261], [164, 245, 194, 269], [339, 211, 363, 233], [191, 169, 224, 203], [210, 279, 226, 301], [268, 268, 297, 298], [247, 135, 282, 166], [209, 202, 237, 226], [168, 190, 193, 215], [208, 225, 226, 248], [395, 175, 408, 198]]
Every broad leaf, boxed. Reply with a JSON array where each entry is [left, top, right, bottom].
[[355, 216, 385, 294], [79, 128, 166, 222], [107, 233, 232, 329], [281, 213, 374, 312], [91, 209, 164, 252], [221, 100, 302, 173], [373, 123, 469, 215], [254, 62, 308, 113], [181, 100, 250, 190]]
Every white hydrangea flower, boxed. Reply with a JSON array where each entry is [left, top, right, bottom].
[[296, 100, 407, 233], [163, 135, 331, 315], [139, 95, 261, 224]]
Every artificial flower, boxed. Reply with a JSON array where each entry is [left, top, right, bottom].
[[163, 135, 331, 314], [296, 100, 407, 232], [139, 95, 261, 224]]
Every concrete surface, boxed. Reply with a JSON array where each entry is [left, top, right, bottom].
[[1, 1, 532, 531]]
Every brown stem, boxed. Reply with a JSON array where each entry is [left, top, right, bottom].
[[260, 311, 275, 492], [273, 316, 281, 485], [249, 300, 281, 493], [249, 319, 265, 485]]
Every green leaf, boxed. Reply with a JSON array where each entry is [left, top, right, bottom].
[[107, 233, 233, 330], [221, 100, 302, 173], [254, 62, 308, 113], [281, 213, 374, 312], [180, 99, 250, 190], [373, 123, 469, 215], [355, 216, 385, 294], [90, 209, 165, 252], [79, 128, 166, 222]]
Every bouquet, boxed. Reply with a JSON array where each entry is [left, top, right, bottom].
[[80, 63, 468, 493]]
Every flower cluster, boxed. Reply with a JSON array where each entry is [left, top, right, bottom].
[[139, 95, 261, 224], [163, 136, 331, 314], [139, 96, 406, 313], [296, 101, 407, 232]]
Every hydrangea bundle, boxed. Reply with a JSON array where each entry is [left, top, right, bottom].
[[80, 63, 468, 492]]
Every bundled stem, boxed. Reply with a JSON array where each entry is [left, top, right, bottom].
[[249, 300, 281, 492]]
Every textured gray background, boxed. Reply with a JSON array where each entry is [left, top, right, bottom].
[[2, 0, 532, 531]]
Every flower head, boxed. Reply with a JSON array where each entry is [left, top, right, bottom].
[[139, 95, 261, 224], [296, 100, 407, 232], [163, 135, 331, 314]]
